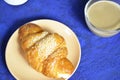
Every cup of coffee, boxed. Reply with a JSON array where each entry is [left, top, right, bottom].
[[84, 0, 120, 37], [4, 0, 28, 5]]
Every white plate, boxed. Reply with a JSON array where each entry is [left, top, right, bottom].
[[5, 19, 81, 80]]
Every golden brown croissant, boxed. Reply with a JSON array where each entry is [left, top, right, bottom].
[[42, 47, 74, 78], [19, 23, 43, 41], [18, 23, 74, 79]]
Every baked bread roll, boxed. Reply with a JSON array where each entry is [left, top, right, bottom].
[[20, 31, 49, 52], [18, 23, 74, 79], [42, 47, 74, 78], [19, 23, 43, 41]]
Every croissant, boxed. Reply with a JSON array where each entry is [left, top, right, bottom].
[[18, 23, 74, 79]]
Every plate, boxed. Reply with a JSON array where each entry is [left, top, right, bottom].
[[5, 19, 81, 80]]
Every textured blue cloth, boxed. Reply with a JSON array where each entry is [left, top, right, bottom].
[[0, 0, 120, 80]]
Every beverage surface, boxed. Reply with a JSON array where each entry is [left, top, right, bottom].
[[87, 1, 120, 30]]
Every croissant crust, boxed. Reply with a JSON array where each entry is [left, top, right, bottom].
[[18, 23, 74, 79]]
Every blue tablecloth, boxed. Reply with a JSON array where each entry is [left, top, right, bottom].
[[0, 0, 120, 80]]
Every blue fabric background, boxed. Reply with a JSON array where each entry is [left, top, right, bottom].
[[0, 0, 120, 80]]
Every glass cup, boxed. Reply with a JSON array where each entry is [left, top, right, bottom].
[[84, 0, 120, 37]]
